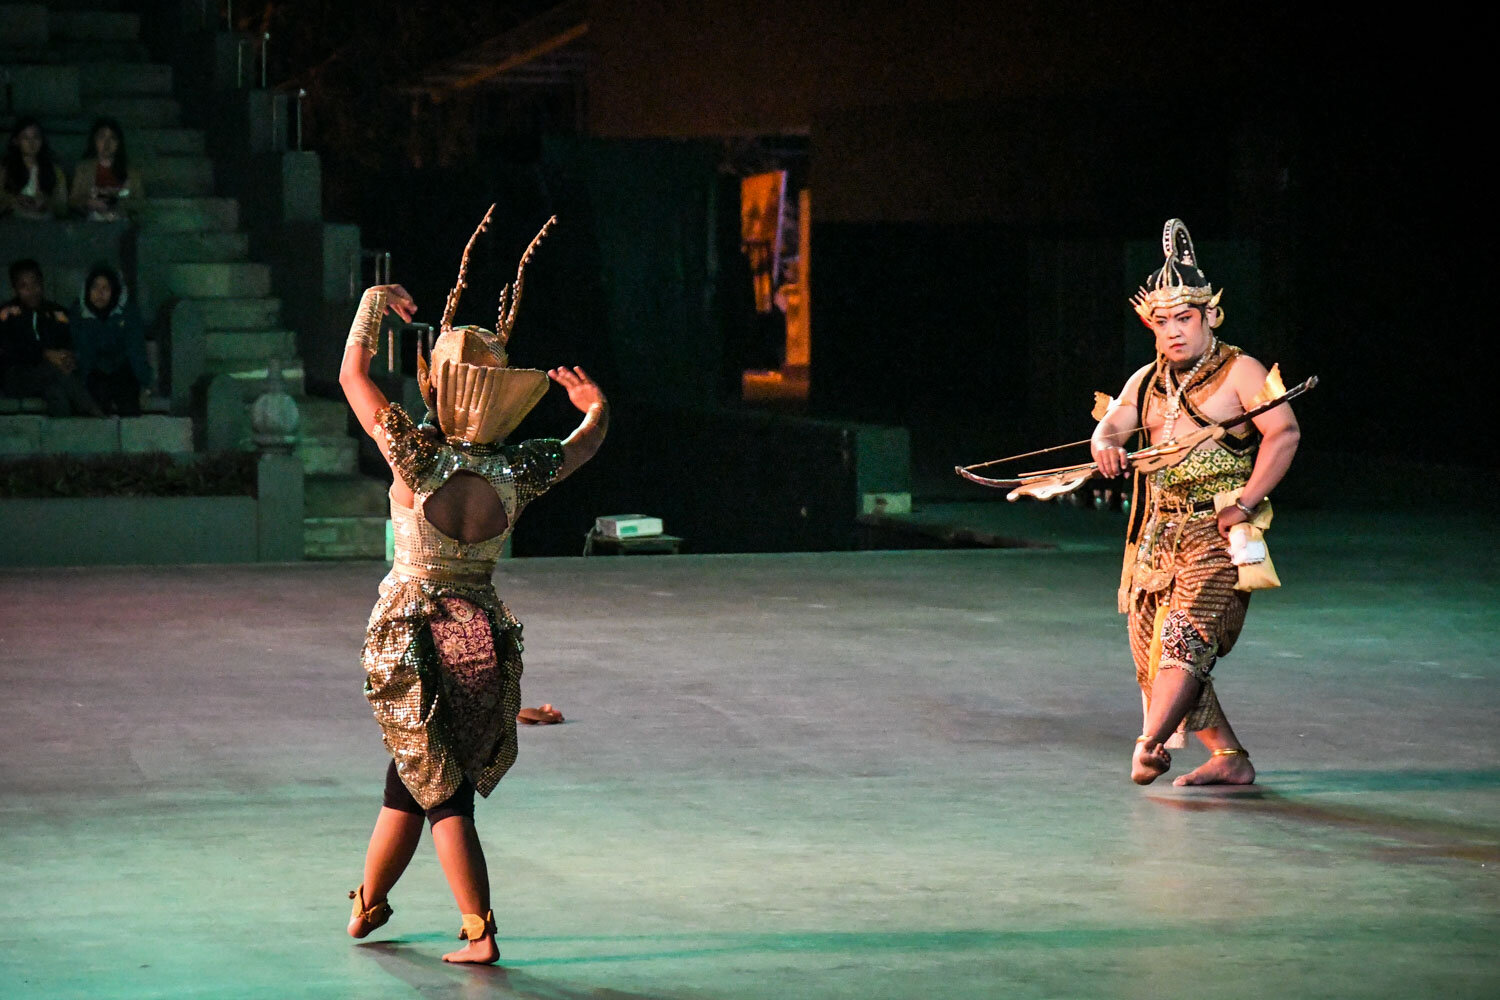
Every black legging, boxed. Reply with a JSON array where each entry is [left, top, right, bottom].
[[382, 760, 476, 823]]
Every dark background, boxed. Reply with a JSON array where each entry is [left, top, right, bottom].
[[198, 1, 1478, 550]]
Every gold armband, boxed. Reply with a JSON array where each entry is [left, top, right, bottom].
[[345, 288, 387, 354]]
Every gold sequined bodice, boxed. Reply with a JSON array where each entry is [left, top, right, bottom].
[[389, 445, 519, 584]]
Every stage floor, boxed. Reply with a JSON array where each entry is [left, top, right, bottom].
[[2, 508, 1497, 999]]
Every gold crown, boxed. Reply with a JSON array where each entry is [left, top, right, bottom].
[[1130, 219, 1224, 328]]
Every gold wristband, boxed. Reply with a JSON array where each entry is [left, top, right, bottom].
[[345, 289, 387, 354]]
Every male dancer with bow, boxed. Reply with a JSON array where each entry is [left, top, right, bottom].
[[1091, 220, 1300, 786]]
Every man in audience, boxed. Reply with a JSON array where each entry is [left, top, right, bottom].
[[0, 259, 104, 416]]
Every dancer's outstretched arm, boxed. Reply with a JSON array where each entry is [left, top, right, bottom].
[[548, 366, 608, 482], [340, 284, 418, 454]]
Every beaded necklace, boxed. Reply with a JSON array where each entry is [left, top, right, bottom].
[[1160, 337, 1217, 442]]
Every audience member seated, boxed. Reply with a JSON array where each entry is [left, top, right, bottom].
[[1, 259, 104, 416], [0, 118, 70, 222], [69, 118, 145, 223], [71, 263, 151, 416]]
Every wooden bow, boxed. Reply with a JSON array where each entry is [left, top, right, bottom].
[[956, 376, 1319, 501]]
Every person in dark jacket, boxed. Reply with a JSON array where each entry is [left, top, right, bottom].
[[72, 263, 152, 415], [0, 259, 103, 415]]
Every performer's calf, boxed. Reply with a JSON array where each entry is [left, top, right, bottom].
[[1132, 666, 1202, 784]]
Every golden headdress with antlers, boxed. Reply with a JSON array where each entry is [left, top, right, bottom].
[[418, 207, 557, 444]]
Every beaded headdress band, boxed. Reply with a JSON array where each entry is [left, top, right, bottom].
[[1129, 219, 1224, 328]]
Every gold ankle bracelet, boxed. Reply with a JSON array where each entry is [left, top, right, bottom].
[[1211, 747, 1249, 758]]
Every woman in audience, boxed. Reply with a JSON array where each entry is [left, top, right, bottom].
[[70, 118, 145, 222], [0, 117, 69, 221], [71, 263, 152, 416]]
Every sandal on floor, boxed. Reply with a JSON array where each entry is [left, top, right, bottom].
[[518, 703, 564, 725], [348, 885, 393, 937]]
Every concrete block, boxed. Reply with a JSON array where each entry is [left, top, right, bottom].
[[297, 397, 351, 436], [129, 127, 206, 157], [165, 299, 205, 415], [48, 10, 141, 42], [77, 60, 172, 97], [139, 196, 238, 232], [7, 65, 81, 117], [39, 416, 120, 454], [205, 329, 296, 362], [86, 95, 181, 127], [303, 515, 387, 560], [119, 415, 193, 454], [49, 40, 149, 62], [294, 437, 356, 476], [140, 230, 248, 264], [218, 362, 304, 394], [197, 296, 281, 329], [0, 496, 258, 565], [0, 414, 44, 454], [304, 473, 388, 518], [256, 453, 304, 561], [281, 151, 320, 221], [168, 262, 272, 298], [149, 155, 214, 197], [0, 4, 48, 47]]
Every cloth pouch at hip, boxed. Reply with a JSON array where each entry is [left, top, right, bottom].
[[1214, 489, 1281, 591]]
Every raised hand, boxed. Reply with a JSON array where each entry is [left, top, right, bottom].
[[371, 284, 417, 323], [548, 366, 606, 413]]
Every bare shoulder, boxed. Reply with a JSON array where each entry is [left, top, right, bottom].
[[1227, 351, 1272, 398], [1117, 360, 1156, 403]]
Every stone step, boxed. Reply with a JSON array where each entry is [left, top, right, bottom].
[[195, 295, 281, 329], [304, 516, 388, 560], [305, 474, 389, 518], [167, 261, 271, 299], [48, 10, 140, 42], [150, 155, 215, 197], [139, 230, 249, 263], [204, 329, 298, 363], [0, 414, 193, 455], [77, 61, 172, 97], [4, 65, 81, 118], [63, 39, 149, 60], [209, 361, 305, 394], [85, 96, 181, 128], [138, 196, 238, 232], [295, 436, 357, 476], [37, 123, 207, 157]]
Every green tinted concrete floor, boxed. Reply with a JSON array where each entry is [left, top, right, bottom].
[[1, 509, 1496, 999]]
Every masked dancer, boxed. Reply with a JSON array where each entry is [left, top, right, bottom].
[[339, 210, 607, 963]]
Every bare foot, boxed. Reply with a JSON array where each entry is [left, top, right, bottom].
[[1173, 752, 1255, 786], [1131, 740, 1172, 785], [443, 934, 500, 964]]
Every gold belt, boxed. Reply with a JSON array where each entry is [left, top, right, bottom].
[[391, 561, 492, 586]]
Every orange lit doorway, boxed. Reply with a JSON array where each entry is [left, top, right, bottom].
[[740, 171, 810, 404]]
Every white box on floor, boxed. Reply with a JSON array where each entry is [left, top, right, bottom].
[[593, 514, 663, 539]]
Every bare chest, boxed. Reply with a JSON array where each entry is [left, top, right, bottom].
[[1142, 375, 1244, 446]]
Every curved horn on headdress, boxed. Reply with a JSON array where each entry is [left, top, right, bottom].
[[1163, 218, 1196, 267], [496, 216, 557, 348], [440, 204, 496, 334]]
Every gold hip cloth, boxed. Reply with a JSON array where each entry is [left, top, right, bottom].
[[361, 574, 524, 810], [1126, 515, 1249, 748]]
